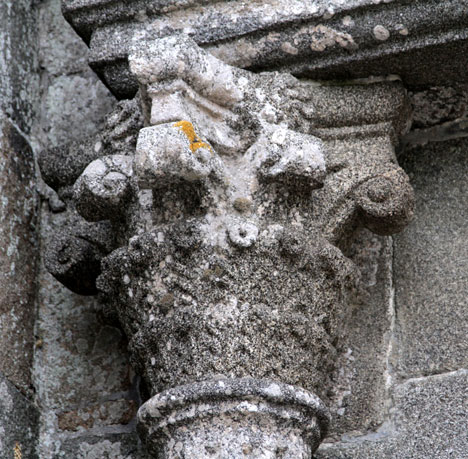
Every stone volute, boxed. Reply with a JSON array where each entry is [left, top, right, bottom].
[[40, 4, 415, 457]]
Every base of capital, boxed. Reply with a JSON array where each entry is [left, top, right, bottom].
[[137, 377, 329, 458]]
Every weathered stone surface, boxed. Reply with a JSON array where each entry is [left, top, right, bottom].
[[39, 72, 115, 148], [38, 0, 89, 75], [57, 399, 138, 432], [410, 84, 468, 129], [74, 155, 134, 222], [37, 98, 142, 295], [30, 0, 144, 456], [0, 372, 39, 459], [326, 229, 393, 439], [38, 98, 141, 192], [43, 214, 116, 295], [138, 378, 329, 458], [0, 115, 38, 395], [34, 206, 138, 457], [391, 369, 468, 457], [34, 255, 133, 410], [0, 0, 39, 133], [394, 137, 468, 378], [62, 0, 468, 99], [23, 1, 467, 458], [315, 369, 468, 458]]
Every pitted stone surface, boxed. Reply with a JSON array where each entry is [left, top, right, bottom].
[[99, 229, 355, 399], [38, 99, 143, 294], [315, 369, 468, 458], [41, 73, 115, 148], [0, 115, 38, 395], [31, 3, 146, 456], [39, 98, 141, 192], [394, 138, 468, 378], [16, 0, 467, 457], [74, 154, 134, 222], [410, 84, 468, 129], [0, 0, 39, 133], [325, 229, 394, 439], [0, 373, 39, 459], [40, 25, 414, 458], [54, 433, 142, 459]]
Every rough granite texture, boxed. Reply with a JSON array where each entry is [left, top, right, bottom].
[[0, 0, 464, 456], [328, 229, 394, 439], [315, 369, 468, 458], [0, 2, 41, 457], [138, 378, 329, 458], [0, 373, 40, 459], [0, 115, 38, 396], [393, 138, 468, 378], [32, 0, 145, 457], [55, 433, 142, 459], [0, 0, 39, 133], [410, 85, 468, 129], [41, 72, 115, 148], [314, 137, 468, 458]]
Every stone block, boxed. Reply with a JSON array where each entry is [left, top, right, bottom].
[[326, 229, 393, 439], [57, 400, 138, 432], [34, 243, 133, 410], [0, 372, 39, 459], [392, 369, 468, 457], [0, 114, 38, 395], [62, 0, 468, 99], [0, 0, 39, 133], [34, 230, 139, 455], [54, 432, 143, 459], [394, 138, 468, 378], [40, 72, 115, 148], [38, 0, 89, 76], [315, 369, 468, 458], [33, 206, 133, 411]]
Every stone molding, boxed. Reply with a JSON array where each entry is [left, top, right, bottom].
[[62, 0, 468, 98], [138, 377, 329, 457]]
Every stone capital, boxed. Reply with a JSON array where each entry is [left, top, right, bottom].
[[40, 7, 416, 457]]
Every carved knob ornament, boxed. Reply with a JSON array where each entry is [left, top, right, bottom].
[[40, 32, 414, 458]]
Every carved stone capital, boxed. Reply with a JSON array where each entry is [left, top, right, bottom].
[[40, 22, 414, 457]]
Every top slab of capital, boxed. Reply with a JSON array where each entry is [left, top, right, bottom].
[[62, 0, 468, 99]]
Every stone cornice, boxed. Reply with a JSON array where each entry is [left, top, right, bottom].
[[62, 0, 468, 98]]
